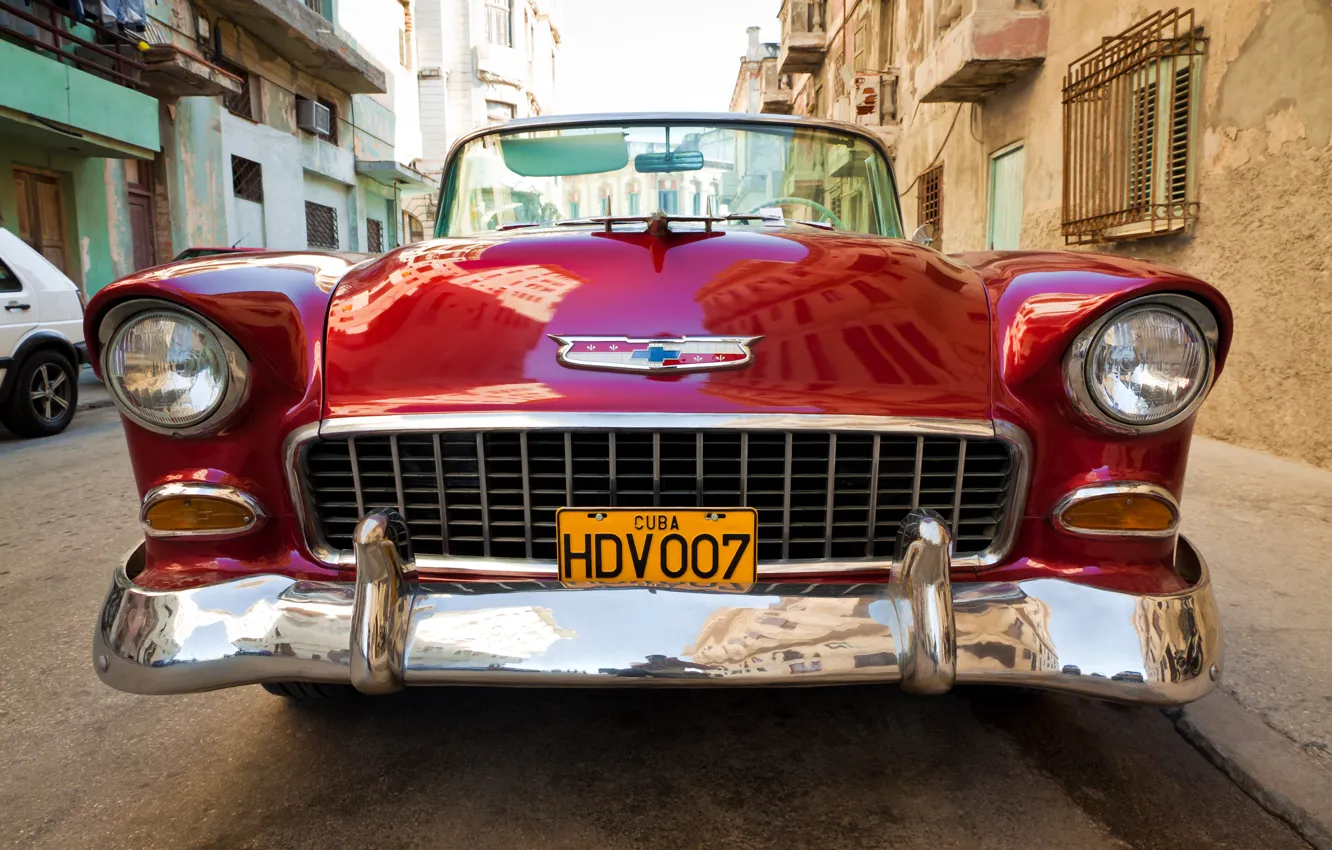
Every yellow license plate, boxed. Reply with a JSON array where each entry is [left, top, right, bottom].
[[555, 508, 758, 589]]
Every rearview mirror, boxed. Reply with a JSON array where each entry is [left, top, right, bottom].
[[911, 223, 936, 246], [634, 150, 705, 173]]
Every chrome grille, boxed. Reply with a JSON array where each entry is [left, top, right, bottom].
[[302, 429, 1015, 563]]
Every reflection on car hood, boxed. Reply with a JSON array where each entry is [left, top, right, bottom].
[[322, 228, 992, 419]]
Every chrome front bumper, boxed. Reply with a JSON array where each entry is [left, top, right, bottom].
[[93, 511, 1221, 705]]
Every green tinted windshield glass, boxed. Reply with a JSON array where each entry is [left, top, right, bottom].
[[438, 121, 902, 237]]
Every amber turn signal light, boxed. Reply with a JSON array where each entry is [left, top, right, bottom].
[[143, 495, 256, 535], [1054, 486, 1178, 537]]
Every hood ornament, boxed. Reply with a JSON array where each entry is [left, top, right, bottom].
[[549, 335, 762, 373]]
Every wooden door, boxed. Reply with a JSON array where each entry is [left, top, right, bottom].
[[125, 159, 157, 270], [13, 169, 69, 273]]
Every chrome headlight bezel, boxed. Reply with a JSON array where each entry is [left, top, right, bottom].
[[1064, 294, 1220, 434], [98, 299, 250, 437]]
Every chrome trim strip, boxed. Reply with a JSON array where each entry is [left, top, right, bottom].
[[139, 482, 266, 539], [520, 432, 533, 560], [287, 414, 1029, 574], [97, 299, 251, 438], [432, 433, 450, 556], [1063, 293, 1221, 435], [608, 431, 617, 508], [348, 437, 365, 517], [549, 334, 762, 374], [1052, 481, 1181, 539], [910, 435, 923, 509], [950, 439, 967, 541], [320, 413, 996, 438], [94, 529, 1221, 706], [476, 433, 491, 558], [781, 432, 793, 561], [823, 433, 837, 560], [865, 434, 881, 558], [389, 435, 406, 517]]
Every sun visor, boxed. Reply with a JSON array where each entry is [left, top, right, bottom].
[[498, 133, 630, 177]]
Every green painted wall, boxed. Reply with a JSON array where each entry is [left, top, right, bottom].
[[0, 41, 160, 154], [166, 98, 228, 252], [0, 138, 136, 294]]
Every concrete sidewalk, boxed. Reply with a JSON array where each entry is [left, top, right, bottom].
[[1178, 435, 1332, 848], [76, 365, 112, 412]]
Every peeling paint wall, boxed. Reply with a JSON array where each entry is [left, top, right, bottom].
[[879, 0, 1332, 470]]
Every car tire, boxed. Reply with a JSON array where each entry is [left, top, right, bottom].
[[0, 350, 78, 438], [260, 682, 358, 700]]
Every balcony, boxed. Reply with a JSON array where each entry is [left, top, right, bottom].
[[777, 0, 827, 75], [208, 0, 386, 94], [917, 0, 1048, 103], [0, 1, 159, 157], [759, 57, 793, 114]]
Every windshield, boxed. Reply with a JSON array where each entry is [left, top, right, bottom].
[[437, 121, 902, 238]]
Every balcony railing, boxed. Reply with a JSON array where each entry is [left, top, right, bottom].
[[777, 0, 827, 75], [0, 0, 147, 90]]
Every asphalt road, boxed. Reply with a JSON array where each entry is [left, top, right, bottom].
[[0, 408, 1312, 850]]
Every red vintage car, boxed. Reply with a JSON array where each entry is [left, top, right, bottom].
[[88, 113, 1228, 704]]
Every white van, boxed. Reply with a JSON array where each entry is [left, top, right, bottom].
[[0, 227, 85, 437]]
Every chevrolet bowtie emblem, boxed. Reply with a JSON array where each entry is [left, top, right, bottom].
[[548, 335, 762, 373]]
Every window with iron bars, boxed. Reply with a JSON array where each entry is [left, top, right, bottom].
[[220, 61, 256, 121], [485, 0, 512, 47], [917, 163, 943, 247], [230, 155, 263, 203], [366, 219, 384, 253], [305, 201, 338, 249], [1062, 8, 1206, 245]]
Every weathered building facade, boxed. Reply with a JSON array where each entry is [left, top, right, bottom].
[[411, 0, 561, 231], [753, 0, 1332, 470], [1, 0, 430, 296]]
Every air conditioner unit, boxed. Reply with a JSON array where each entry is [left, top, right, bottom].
[[296, 98, 331, 136]]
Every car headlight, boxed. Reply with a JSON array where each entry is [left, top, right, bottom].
[[1066, 295, 1218, 433], [101, 302, 248, 434]]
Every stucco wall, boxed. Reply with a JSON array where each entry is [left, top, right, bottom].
[[887, 0, 1332, 469]]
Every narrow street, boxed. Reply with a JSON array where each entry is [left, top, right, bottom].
[[0, 407, 1312, 850]]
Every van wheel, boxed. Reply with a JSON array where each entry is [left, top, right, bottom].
[[1, 350, 78, 438], [261, 682, 358, 700]]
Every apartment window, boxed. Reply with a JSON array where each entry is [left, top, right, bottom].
[[221, 63, 256, 121], [917, 163, 943, 246], [854, 7, 869, 72], [230, 156, 263, 203], [302, 0, 332, 20], [305, 201, 338, 249], [1062, 8, 1205, 245], [486, 100, 515, 125], [485, 0, 512, 47], [627, 190, 640, 215], [658, 187, 679, 214], [366, 219, 384, 253], [568, 200, 579, 219]]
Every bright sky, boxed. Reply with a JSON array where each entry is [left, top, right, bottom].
[[558, 0, 784, 114]]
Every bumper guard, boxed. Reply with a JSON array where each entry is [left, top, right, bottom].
[[94, 510, 1221, 704]]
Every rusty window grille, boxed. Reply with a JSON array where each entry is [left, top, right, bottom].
[[485, 0, 512, 47], [918, 163, 943, 245], [221, 62, 255, 121], [367, 219, 384, 253], [230, 156, 263, 203], [306, 202, 338, 250], [1062, 8, 1206, 245]]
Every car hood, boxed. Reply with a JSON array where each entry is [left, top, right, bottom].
[[322, 227, 992, 418]]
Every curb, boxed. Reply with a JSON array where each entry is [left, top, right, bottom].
[[77, 399, 115, 413], [1172, 692, 1332, 850]]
